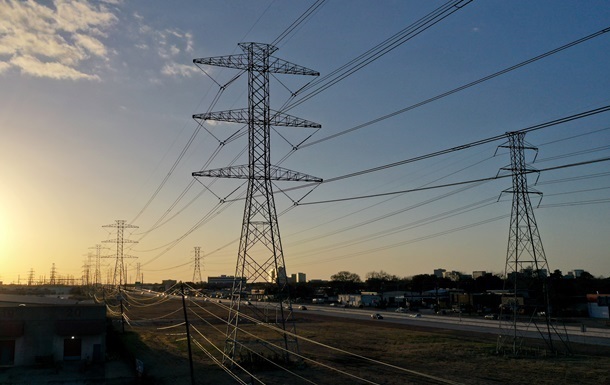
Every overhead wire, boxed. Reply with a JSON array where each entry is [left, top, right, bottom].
[[282, 0, 474, 112], [188, 299, 384, 385], [294, 25, 610, 149], [190, 297, 465, 385]]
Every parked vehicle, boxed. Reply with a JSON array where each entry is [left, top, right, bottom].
[[484, 314, 499, 320], [409, 313, 422, 318], [298, 305, 307, 310], [371, 313, 383, 319], [395, 307, 407, 313]]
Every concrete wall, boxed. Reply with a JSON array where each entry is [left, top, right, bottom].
[[0, 305, 106, 366]]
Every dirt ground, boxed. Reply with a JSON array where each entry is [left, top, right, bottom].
[[114, 295, 610, 385]]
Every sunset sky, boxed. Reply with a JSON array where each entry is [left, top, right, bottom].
[[1, 0, 609, 284]]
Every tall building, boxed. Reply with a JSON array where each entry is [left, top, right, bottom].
[[433, 268, 446, 278], [297, 272, 306, 283], [269, 267, 287, 284]]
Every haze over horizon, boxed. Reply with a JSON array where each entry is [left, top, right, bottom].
[[1, 0, 609, 284]]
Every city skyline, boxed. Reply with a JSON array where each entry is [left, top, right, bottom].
[[1, 1, 609, 284]]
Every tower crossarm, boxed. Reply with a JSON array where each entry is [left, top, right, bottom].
[[101, 254, 138, 259], [193, 165, 322, 182], [194, 108, 321, 128], [194, 43, 319, 76]]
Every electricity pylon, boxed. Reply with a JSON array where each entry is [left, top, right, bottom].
[[192, 246, 202, 284], [89, 244, 109, 287], [192, 42, 321, 363], [496, 131, 554, 355], [49, 263, 57, 285], [102, 220, 138, 289]]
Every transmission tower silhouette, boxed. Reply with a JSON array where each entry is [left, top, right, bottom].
[[89, 244, 108, 287], [192, 42, 321, 362], [496, 131, 555, 354], [192, 246, 202, 284], [102, 220, 138, 288], [49, 263, 57, 285]]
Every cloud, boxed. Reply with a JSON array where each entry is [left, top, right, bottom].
[[0, 0, 117, 81], [0, 62, 10, 74], [161, 62, 199, 78], [131, 15, 197, 79], [10, 55, 100, 80]]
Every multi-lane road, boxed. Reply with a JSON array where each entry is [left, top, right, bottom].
[[293, 304, 610, 347]]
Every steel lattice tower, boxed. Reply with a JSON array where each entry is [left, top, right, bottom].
[[192, 246, 203, 283], [102, 220, 138, 288], [192, 42, 321, 362], [89, 245, 107, 287], [497, 131, 553, 354]]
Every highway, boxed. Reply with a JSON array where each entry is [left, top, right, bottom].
[[125, 290, 610, 347], [293, 304, 610, 347]]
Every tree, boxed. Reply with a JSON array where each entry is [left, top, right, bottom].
[[330, 271, 362, 294], [331, 271, 361, 283]]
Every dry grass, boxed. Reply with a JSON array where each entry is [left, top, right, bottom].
[[116, 295, 610, 385]]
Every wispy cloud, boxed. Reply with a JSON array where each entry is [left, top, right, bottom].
[[131, 15, 198, 80], [161, 62, 199, 78], [0, 0, 118, 81]]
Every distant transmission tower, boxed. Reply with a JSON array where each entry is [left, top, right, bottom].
[[49, 263, 57, 285], [27, 268, 35, 286], [192, 42, 321, 362], [102, 220, 138, 288], [496, 131, 555, 354], [192, 246, 202, 284], [82, 253, 93, 286], [89, 244, 108, 287]]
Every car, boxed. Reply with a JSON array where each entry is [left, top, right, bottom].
[[298, 305, 307, 310], [371, 313, 383, 319], [409, 313, 422, 318], [484, 314, 499, 320], [329, 303, 336, 307], [395, 307, 407, 313]]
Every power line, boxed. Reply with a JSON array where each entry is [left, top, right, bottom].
[[297, 26, 610, 149], [282, 0, 474, 112], [271, 0, 327, 47], [298, 157, 610, 206]]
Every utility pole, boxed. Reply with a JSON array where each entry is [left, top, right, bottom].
[[192, 42, 321, 363], [181, 284, 195, 385], [102, 220, 138, 289], [496, 131, 554, 355], [192, 246, 202, 284]]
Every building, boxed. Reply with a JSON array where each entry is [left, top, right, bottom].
[[443, 271, 462, 282], [288, 272, 307, 284], [161, 279, 177, 291], [433, 268, 446, 278], [268, 267, 287, 284], [0, 295, 106, 367], [572, 269, 585, 278], [338, 292, 381, 307], [472, 271, 487, 279], [587, 294, 610, 319], [207, 275, 246, 287]]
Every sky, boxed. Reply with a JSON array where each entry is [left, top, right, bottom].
[[1, 0, 609, 285]]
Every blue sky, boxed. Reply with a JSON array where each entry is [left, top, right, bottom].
[[1, 0, 609, 284]]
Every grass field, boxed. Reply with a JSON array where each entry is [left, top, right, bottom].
[[115, 294, 610, 385]]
